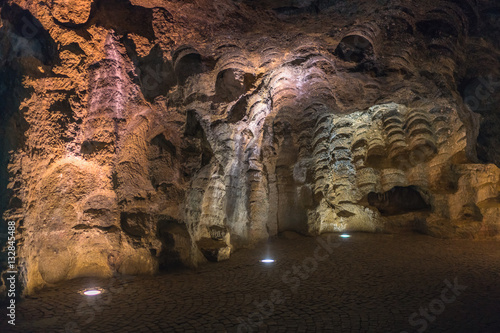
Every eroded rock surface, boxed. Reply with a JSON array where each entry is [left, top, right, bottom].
[[1, 0, 500, 294]]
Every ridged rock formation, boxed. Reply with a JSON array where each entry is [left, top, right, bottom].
[[1, 0, 500, 295]]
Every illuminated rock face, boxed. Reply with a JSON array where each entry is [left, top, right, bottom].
[[1, 0, 500, 293]]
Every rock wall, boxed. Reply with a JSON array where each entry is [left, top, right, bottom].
[[1, 0, 500, 294]]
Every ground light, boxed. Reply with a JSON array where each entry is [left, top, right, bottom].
[[80, 288, 103, 296], [340, 234, 351, 238], [260, 259, 275, 263]]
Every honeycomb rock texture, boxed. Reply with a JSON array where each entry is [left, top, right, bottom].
[[1, 0, 500, 294]]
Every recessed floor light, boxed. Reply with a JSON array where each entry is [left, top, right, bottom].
[[340, 234, 351, 238], [81, 288, 103, 296], [260, 259, 275, 263]]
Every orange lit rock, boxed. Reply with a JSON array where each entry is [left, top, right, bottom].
[[51, 0, 93, 26]]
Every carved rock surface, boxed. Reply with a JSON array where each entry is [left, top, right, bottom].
[[1, 0, 500, 295], [51, 0, 93, 26]]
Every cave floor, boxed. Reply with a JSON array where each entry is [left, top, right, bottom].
[[5, 233, 500, 333]]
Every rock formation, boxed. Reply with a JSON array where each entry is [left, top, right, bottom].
[[1, 0, 500, 295]]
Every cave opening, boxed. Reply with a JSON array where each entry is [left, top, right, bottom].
[[459, 76, 500, 167], [367, 186, 431, 216], [156, 218, 190, 270]]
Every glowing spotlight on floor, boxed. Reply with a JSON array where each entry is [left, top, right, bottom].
[[260, 259, 275, 263], [340, 234, 351, 238], [81, 288, 103, 296]]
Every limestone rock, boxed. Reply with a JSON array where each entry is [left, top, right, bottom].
[[51, 0, 93, 26]]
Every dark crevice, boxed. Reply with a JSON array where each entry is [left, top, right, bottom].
[[215, 69, 254, 103], [1, 3, 58, 66], [416, 19, 458, 39], [334, 35, 375, 66], [157, 218, 190, 269], [150, 134, 177, 156], [173, 46, 205, 85], [228, 96, 249, 123], [0, 6, 37, 296], [368, 186, 431, 216], [183, 110, 214, 170], [459, 75, 500, 166], [87, 0, 155, 39], [72, 224, 119, 232], [123, 33, 177, 101]]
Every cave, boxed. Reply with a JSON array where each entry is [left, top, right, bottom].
[[1, 0, 500, 332]]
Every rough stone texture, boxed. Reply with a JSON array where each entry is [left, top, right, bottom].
[[51, 0, 93, 26], [0, 0, 500, 295]]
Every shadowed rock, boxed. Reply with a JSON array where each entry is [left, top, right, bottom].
[[368, 186, 430, 216]]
